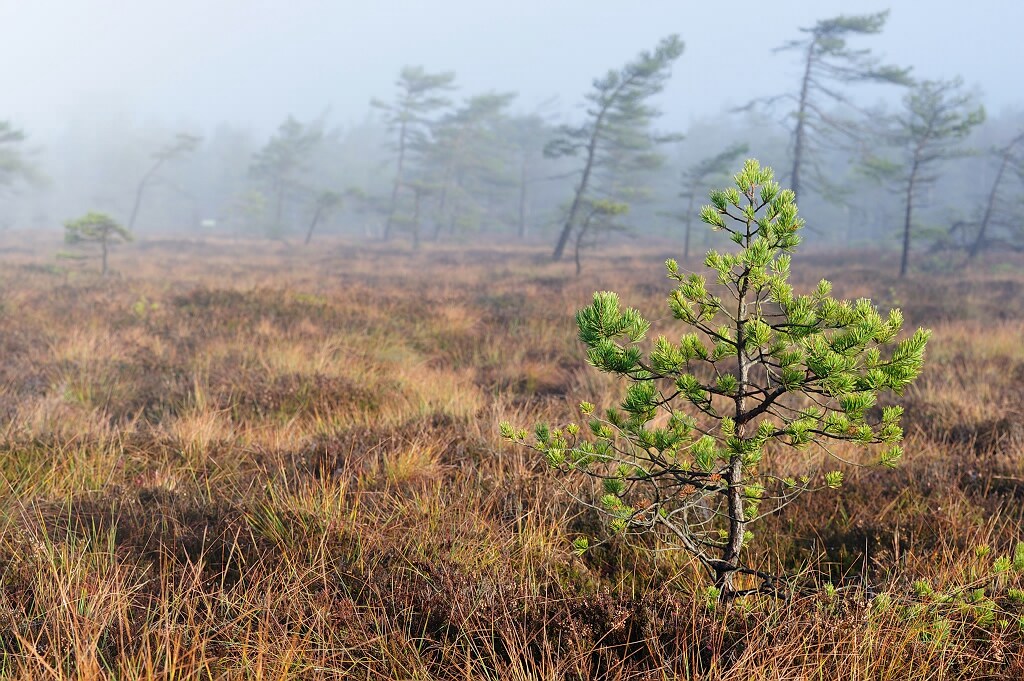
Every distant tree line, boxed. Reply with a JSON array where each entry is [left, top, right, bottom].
[[2, 10, 1023, 277]]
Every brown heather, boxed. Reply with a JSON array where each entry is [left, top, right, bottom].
[[0, 233, 1022, 679]]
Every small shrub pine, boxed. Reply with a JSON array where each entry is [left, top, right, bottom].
[[63, 211, 133, 276]]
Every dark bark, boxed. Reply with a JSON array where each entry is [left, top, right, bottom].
[[573, 218, 589, 277], [431, 163, 455, 242], [552, 86, 623, 261], [717, 246, 751, 593], [552, 136, 597, 261], [968, 158, 1008, 259], [552, 62, 654, 261]]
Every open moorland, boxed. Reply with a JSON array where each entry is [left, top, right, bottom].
[[0, 236, 1022, 679]]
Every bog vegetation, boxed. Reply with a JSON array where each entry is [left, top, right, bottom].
[[0, 6, 1023, 680], [0, 234, 1019, 678]]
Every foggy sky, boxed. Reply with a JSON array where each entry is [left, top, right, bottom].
[[3, 0, 1021, 136]]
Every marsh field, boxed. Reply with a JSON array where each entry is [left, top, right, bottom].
[[0, 235, 1017, 679]]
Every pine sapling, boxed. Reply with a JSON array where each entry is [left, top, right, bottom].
[[502, 159, 930, 597], [63, 212, 133, 276]]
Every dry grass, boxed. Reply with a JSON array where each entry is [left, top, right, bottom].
[[0, 234, 1021, 678]]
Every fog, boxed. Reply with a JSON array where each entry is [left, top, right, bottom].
[[5, 0, 1020, 133], [1, 0, 1023, 270]]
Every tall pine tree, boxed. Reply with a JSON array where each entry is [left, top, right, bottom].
[[769, 12, 912, 202], [371, 66, 456, 241], [868, 79, 985, 277], [967, 129, 1024, 259], [250, 117, 323, 237], [546, 35, 683, 261], [128, 133, 202, 231], [426, 92, 517, 239]]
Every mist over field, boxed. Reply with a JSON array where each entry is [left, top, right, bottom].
[[2, 3, 1024, 679], [1, 0, 1022, 261], [4, 1, 1022, 130]]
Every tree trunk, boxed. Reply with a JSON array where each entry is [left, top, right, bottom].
[[273, 183, 285, 235], [432, 167, 454, 242], [574, 220, 588, 277], [446, 174, 466, 237], [719, 242, 751, 593], [431, 195, 447, 240], [789, 42, 816, 202], [518, 155, 529, 239], [128, 160, 163, 231], [384, 120, 407, 241], [552, 72, 640, 261], [304, 204, 324, 245], [128, 181, 147, 233], [968, 155, 1009, 260], [900, 159, 920, 279], [431, 190, 447, 241], [553, 121, 604, 261], [971, 132, 1024, 259], [101, 236, 109, 277], [553, 161, 593, 261], [412, 189, 422, 250]]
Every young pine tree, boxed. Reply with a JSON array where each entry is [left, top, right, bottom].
[[63, 212, 133, 276], [502, 160, 929, 596], [877, 78, 985, 277], [304, 190, 344, 245]]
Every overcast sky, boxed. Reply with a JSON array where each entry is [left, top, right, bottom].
[[3, 0, 1021, 135]]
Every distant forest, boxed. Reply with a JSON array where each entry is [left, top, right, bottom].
[[2, 12, 1022, 275]]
